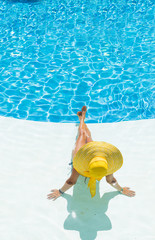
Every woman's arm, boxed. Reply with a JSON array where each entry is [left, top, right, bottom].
[[47, 168, 79, 200], [106, 174, 136, 197]]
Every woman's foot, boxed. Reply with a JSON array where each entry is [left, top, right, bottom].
[[82, 106, 87, 119], [82, 106, 87, 112], [77, 111, 82, 120]]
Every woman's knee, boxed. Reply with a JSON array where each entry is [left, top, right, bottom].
[[79, 128, 86, 136]]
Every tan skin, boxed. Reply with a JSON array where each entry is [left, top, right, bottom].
[[47, 106, 136, 200]]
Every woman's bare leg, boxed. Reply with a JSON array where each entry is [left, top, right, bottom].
[[67, 107, 92, 185], [85, 124, 93, 143], [67, 109, 88, 185], [47, 107, 92, 199], [77, 106, 93, 143], [73, 110, 87, 158]]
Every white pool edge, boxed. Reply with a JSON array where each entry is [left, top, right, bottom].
[[0, 116, 155, 240]]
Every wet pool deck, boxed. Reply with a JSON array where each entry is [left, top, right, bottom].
[[0, 117, 154, 240]]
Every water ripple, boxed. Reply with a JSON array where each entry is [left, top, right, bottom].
[[0, 0, 154, 122]]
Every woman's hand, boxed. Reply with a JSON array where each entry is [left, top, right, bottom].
[[121, 187, 136, 197], [47, 189, 62, 200]]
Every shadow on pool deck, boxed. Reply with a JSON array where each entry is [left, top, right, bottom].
[[63, 177, 120, 240]]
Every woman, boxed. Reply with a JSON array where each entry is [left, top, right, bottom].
[[47, 106, 135, 200]]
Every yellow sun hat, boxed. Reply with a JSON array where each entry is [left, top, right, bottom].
[[89, 156, 108, 180], [73, 141, 123, 198]]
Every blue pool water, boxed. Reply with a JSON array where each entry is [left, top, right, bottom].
[[0, 0, 154, 123]]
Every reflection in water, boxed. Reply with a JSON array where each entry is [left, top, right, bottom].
[[63, 176, 120, 240]]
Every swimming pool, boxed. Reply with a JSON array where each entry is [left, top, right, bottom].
[[0, 0, 154, 123]]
